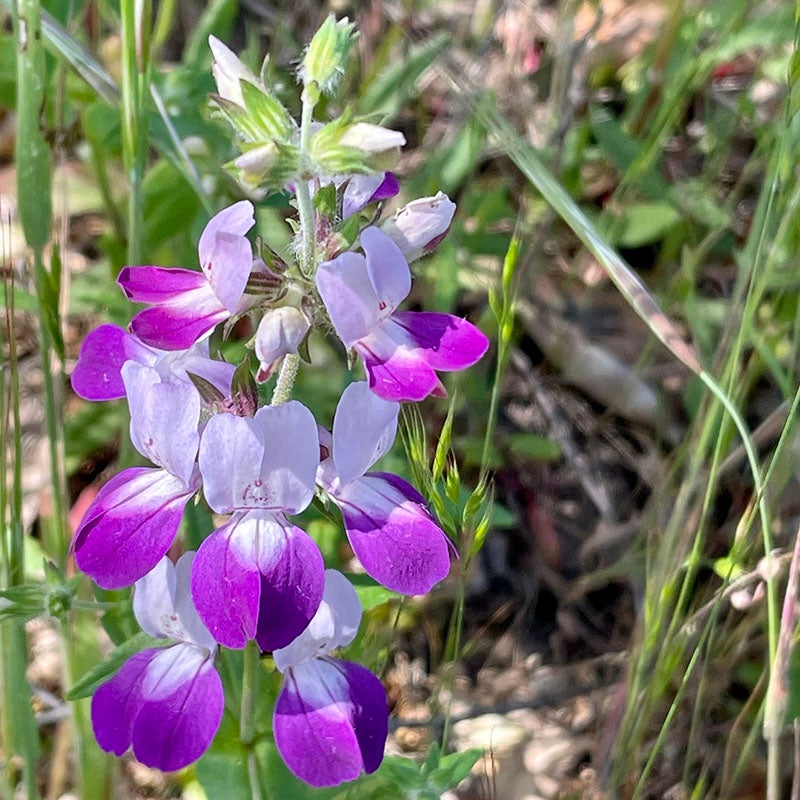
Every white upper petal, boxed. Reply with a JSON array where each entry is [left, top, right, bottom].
[[272, 570, 362, 671], [332, 381, 398, 485], [209, 36, 260, 107], [316, 252, 380, 347], [199, 412, 267, 513], [254, 402, 319, 514], [133, 557, 178, 639], [361, 226, 411, 314], [122, 361, 200, 484]]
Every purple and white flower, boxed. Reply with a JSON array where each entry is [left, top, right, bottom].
[[273, 569, 388, 787], [118, 201, 255, 351], [71, 359, 204, 589], [191, 401, 325, 650], [70, 324, 235, 402], [316, 226, 489, 401], [318, 382, 452, 594], [91, 553, 224, 772]]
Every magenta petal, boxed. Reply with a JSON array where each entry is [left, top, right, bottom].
[[118, 266, 209, 302], [129, 298, 228, 351], [391, 311, 489, 371], [334, 473, 451, 594], [131, 648, 223, 771], [71, 324, 156, 401], [190, 513, 324, 650], [190, 520, 259, 649], [355, 327, 439, 402], [274, 659, 388, 787], [91, 645, 223, 772], [73, 467, 198, 589], [254, 521, 324, 651], [91, 648, 157, 756]]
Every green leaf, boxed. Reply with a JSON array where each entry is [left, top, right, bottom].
[[614, 202, 681, 248], [67, 631, 168, 700], [347, 574, 398, 610], [506, 432, 562, 462]]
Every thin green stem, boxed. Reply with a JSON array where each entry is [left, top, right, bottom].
[[240, 640, 264, 800], [119, 0, 150, 265]]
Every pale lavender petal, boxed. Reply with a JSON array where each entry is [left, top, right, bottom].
[[122, 362, 200, 483], [273, 569, 361, 671], [274, 658, 387, 787], [173, 552, 218, 652], [199, 412, 266, 514], [178, 355, 236, 396], [332, 382, 398, 484], [355, 325, 440, 402], [391, 312, 489, 371], [322, 569, 361, 651], [197, 201, 255, 312], [132, 557, 177, 639], [334, 473, 451, 594], [71, 324, 157, 401], [361, 227, 411, 314], [132, 554, 216, 651], [380, 192, 456, 261], [191, 512, 324, 650], [254, 402, 319, 514], [209, 36, 259, 107], [316, 252, 380, 347], [91, 648, 156, 756], [254, 308, 310, 381], [131, 646, 223, 771], [73, 467, 199, 589]]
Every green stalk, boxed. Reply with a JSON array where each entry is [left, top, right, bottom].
[[0, 281, 38, 800], [240, 640, 264, 800], [119, 0, 150, 265]]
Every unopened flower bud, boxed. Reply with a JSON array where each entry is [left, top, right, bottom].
[[255, 307, 311, 382], [340, 123, 405, 155], [209, 35, 260, 108], [300, 16, 358, 96], [380, 191, 456, 261]]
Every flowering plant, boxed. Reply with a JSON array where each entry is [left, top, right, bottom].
[[68, 16, 488, 792]]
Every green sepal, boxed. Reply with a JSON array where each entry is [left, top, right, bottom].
[[0, 583, 46, 622], [240, 80, 295, 142], [186, 371, 226, 404], [231, 359, 259, 416], [67, 631, 170, 700]]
